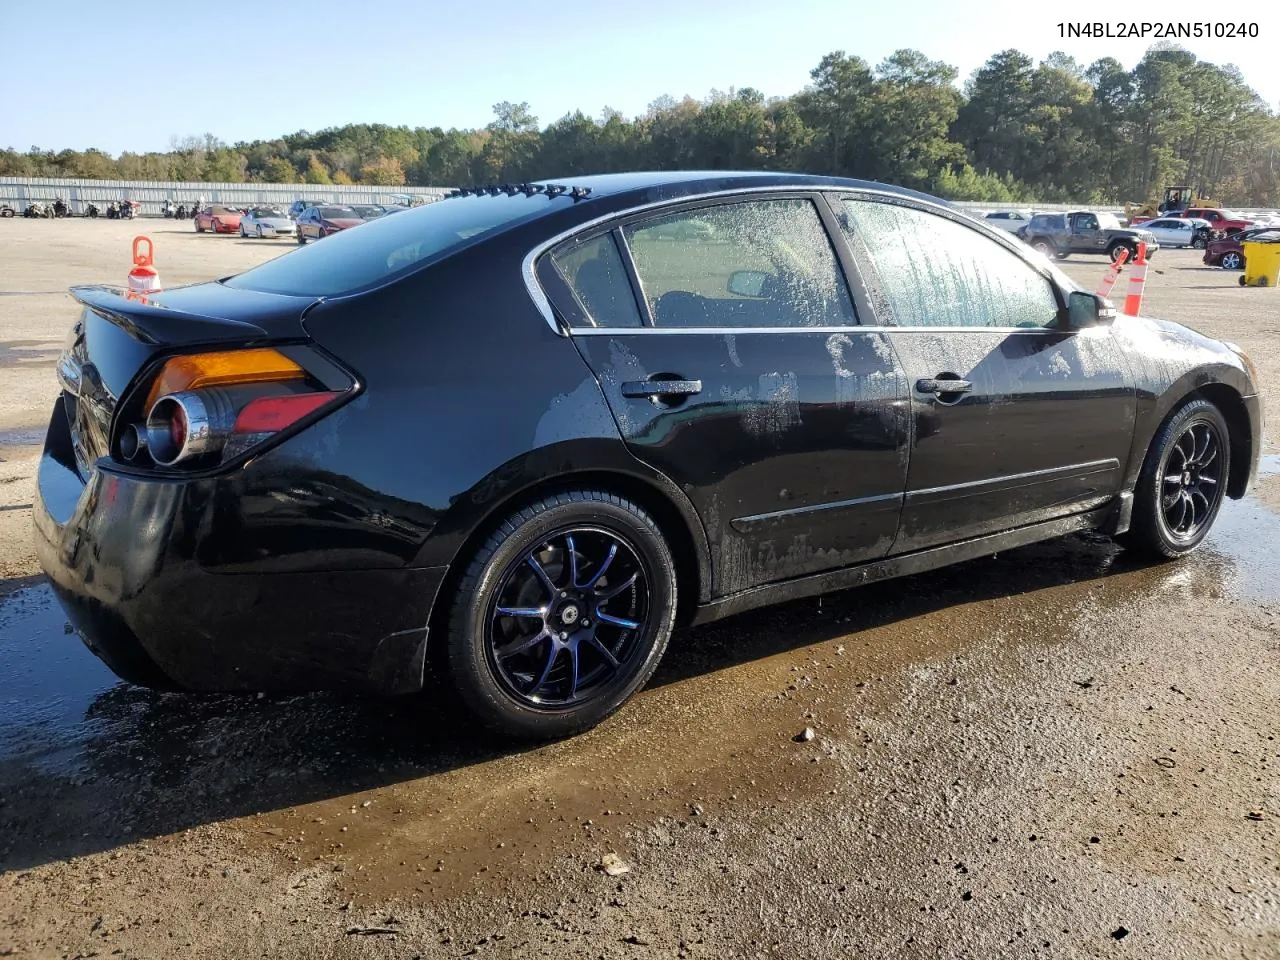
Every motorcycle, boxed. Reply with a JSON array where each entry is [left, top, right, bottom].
[[0, 203, 15, 218], [106, 201, 120, 220], [24, 202, 48, 218], [174, 204, 188, 219], [162, 200, 176, 218], [52, 197, 71, 218], [85, 202, 100, 218], [121, 200, 138, 220]]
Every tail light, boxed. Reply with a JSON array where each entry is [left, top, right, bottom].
[[119, 347, 352, 469]]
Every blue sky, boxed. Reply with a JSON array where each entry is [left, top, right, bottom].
[[2, 0, 1277, 155]]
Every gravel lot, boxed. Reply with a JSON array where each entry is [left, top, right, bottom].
[[1, 219, 1278, 958]]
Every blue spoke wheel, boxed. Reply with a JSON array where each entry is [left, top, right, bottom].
[[446, 491, 678, 738], [488, 527, 649, 707]]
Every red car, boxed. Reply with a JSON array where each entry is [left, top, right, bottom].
[[194, 205, 243, 234], [1176, 207, 1256, 235], [295, 205, 364, 244], [1203, 227, 1280, 269]]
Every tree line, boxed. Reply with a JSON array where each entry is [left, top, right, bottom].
[[4, 44, 1278, 206]]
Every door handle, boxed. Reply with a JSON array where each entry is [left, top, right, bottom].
[[621, 379, 703, 399], [915, 377, 972, 395]]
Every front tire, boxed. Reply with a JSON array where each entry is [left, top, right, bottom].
[[1123, 397, 1229, 559], [445, 491, 678, 740], [1108, 242, 1133, 263], [1221, 251, 1243, 270], [1032, 239, 1055, 257]]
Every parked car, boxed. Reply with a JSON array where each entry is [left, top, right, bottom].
[[194, 205, 242, 234], [349, 204, 389, 220], [35, 171, 1261, 739], [295, 205, 363, 244], [1203, 227, 1280, 269], [983, 210, 1033, 233], [1018, 211, 1159, 261], [1173, 208, 1257, 235], [1142, 216, 1214, 249], [289, 199, 330, 220], [239, 206, 296, 239]]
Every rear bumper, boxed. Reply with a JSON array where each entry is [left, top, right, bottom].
[[33, 400, 446, 695]]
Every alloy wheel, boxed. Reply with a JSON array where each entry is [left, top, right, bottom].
[[486, 527, 649, 709], [1159, 420, 1224, 543]]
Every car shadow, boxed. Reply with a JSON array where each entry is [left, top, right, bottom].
[[0, 531, 1210, 873]]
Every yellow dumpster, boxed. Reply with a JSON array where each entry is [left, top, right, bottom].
[[1239, 239, 1280, 287]]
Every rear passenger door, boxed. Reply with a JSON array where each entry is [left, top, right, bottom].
[[830, 195, 1136, 552], [538, 195, 912, 598]]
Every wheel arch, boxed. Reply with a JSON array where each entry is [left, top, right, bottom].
[[1194, 382, 1253, 499]]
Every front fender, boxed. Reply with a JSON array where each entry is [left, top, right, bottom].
[[1111, 313, 1259, 493]]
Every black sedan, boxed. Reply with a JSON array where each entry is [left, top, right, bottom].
[[34, 172, 1262, 739]]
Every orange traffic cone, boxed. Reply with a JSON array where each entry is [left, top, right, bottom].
[[1121, 242, 1147, 316], [127, 235, 161, 295], [1094, 247, 1129, 299]]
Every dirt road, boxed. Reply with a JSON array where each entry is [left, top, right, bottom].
[[1, 220, 1277, 958]]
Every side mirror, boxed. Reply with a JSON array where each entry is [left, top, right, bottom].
[[727, 269, 769, 298], [1066, 290, 1117, 330]]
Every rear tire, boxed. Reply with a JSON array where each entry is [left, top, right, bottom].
[[1221, 251, 1243, 270], [445, 491, 678, 740], [1121, 397, 1229, 560], [1032, 239, 1055, 257]]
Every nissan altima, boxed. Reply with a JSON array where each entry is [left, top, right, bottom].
[[35, 172, 1262, 739]]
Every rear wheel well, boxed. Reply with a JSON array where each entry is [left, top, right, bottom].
[[1193, 383, 1252, 498], [426, 471, 705, 674]]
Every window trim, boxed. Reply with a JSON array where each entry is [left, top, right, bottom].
[[823, 191, 1069, 332], [523, 185, 1070, 337]]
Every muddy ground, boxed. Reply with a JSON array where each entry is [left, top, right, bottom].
[[1, 220, 1278, 958]]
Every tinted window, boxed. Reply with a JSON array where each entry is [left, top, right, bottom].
[[227, 193, 574, 297], [549, 232, 643, 329], [838, 200, 1060, 330], [622, 199, 856, 329]]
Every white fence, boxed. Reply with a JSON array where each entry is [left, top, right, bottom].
[[0, 177, 450, 216], [1, 176, 1273, 220]]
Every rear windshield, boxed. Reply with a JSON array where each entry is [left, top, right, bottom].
[[225, 193, 574, 297]]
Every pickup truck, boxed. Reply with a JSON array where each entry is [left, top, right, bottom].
[[1016, 211, 1159, 262], [1169, 207, 1256, 235]]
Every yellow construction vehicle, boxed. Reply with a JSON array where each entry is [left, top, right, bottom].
[[1126, 185, 1219, 224]]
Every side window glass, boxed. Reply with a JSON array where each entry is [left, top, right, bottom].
[[622, 199, 856, 329], [548, 232, 643, 329], [838, 200, 1060, 330]]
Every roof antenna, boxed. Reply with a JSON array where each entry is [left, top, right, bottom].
[[545, 184, 566, 197], [570, 186, 592, 200]]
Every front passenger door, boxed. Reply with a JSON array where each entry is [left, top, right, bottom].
[[1070, 213, 1105, 253], [833, 197, 1136, 552]]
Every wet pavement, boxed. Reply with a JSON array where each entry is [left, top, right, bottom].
[[2, 462, 1280, 957]]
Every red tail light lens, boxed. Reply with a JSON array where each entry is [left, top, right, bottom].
[[233, 392, 340, 433]]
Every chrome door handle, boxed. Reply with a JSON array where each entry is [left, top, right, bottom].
[[915, 378, 972, 395], [621, 379, 703, 399]]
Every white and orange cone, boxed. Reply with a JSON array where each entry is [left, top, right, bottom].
[[1095, 247, 1129, 299], [1121, 241, 1147, 317]]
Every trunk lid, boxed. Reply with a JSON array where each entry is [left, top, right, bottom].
[[59, 283, 318, 478]]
